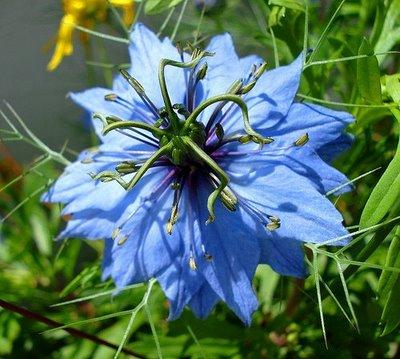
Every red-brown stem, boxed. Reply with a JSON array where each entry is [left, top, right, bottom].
[[0, 299, 146, 359]]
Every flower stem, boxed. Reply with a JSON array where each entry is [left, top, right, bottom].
[[0, 299, 145, 359]]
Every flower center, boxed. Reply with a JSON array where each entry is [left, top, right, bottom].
[[92, 47, 273, 224]]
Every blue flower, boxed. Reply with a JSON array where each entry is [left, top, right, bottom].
[[43, 24, 353, 325]]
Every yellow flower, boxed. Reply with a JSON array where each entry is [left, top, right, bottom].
[[47, 0, 135, 71]]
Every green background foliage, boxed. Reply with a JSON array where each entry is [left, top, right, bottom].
[[1, 0, 400, 357]]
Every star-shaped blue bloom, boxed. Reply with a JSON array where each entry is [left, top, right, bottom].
[[43, 24, 353, 325]]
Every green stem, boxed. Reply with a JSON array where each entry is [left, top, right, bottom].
[[158, 54, 210, 130], [103, 120, 165, 138], [126, 143, 173, 190], [185, 94, 267, 143], [183, 137, 229, 223]]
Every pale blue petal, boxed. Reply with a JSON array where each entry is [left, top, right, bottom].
[[188, 282, 219, 319], [69, 88, 154, 147], [110, 180, 185, 286], [226, 159, 349, 246], [156, 192, 206, 320], [128, 23, 187, 107], [192, 185, 260, 325], [267, 102, 354, 150], [102, 239, 113, 281], [260, 237, 307, 278], [281, 146, 352, 194], [222, 54, 303, 134], [318, 133, 354, 163]]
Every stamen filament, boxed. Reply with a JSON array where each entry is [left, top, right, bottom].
[[204, 80, 243, 134], [119, 69, 160, 118]]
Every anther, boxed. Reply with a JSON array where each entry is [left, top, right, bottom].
[[173, 103, 191, 118], [220, 186, 237, 212], [228, 79, 244, 94], [112, 227, 121, 240], [90, 170, 120, 182], [189, 254, 197, 271], [171, 182, 181, 190], [196, 63, 208, 81], [294, 133, 309, 147], [120, 69, 145, 94], [116, 161, 140, 174], [238, 135, 252, 144], [253, 62, 268, 80], [166, 177, 184, 234], [104, 93, 119, 101], [201, 244, 213, 262], [166, 204, 179, 235], [117, 235, 128, 246], [266, 215, 281, 231], [175, 41, 184, 57], [80, 147, 99, 164], [119, 69, 159, 117], [81, 157, 93, 164]]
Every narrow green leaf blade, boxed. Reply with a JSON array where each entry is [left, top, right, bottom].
[[380, 276, 400, 336], [360, 110, 400, 228], [377, 226, 400, 300], [357, 38, 382, 104]]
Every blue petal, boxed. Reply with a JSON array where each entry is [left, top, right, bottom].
[[128, 23, 188, 108], [157, 264, 204, 320], [225, 157, 349, 246], [43, 144, 156, 208], [318, 133, 354, 163], [155, 191, 207, 320], [188, 282, 220, 319], [102, 239, 113, 281], [281, 146, 352, 194], [267, 102, 354, 151], [260, 237, 307, 278], [222, 54, 303, 134], [196, 33, 242, 125], [69, 88, 154, 147], [109, 177, 188, 286], [57, 210, 117, 240], [192, 184, 260, 325]]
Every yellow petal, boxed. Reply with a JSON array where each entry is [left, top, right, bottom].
[[110, 0, 135, 25], [47, 14, 76, 71]]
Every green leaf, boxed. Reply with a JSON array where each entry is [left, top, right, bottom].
[[385, 73, 400, 104], [59, 265, 100, 298], [377, 226, 400, 301], [145, 0, 184, 15], [357, 38, 382, 104], [360, 110, 400, 228], [380, 276, 400, 336], [268, 0, 305, 12], [29, 208, 52, 256], [374, 0, 400, 64]]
